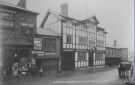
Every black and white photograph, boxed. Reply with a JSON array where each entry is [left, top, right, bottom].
[[0, 0, 134, 85]]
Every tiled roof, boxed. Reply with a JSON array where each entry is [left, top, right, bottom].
[[40, 9, 99, 27], [37, 27, 60, 36], [0, 1, 38, 14]]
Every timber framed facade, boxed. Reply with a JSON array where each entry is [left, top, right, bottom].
[[40, 9, 106, 71]]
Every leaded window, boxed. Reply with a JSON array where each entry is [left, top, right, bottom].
[[66, 34, 73, 44], [78, 52, 86, 61], [79, 37, 87, 45], [43, 38, 56, 51]]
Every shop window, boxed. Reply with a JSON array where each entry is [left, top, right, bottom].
[[43, 38, 56, 51], [78, 52, 86, 61], [66, 34, 73, 44], [0, 12, 14, 27]]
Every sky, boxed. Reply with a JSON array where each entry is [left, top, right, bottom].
[[1, 0, 134, 51]]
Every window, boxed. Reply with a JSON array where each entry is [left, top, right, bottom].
[[66, 35, 73, 43], [78, 52, 86, 61], [79, 37, 87, 45], [21, 27, 32, 38], [97, 40, 104, 47], [89, 40, 95, 46], [43, 38, 56, 51], [66, 21, 72, 28], [0, 12, 14, 27]]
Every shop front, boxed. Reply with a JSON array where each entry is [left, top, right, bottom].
[[94, 52, 105, 67], [2, 45, 32, 76], [32, 52, 60, 74]]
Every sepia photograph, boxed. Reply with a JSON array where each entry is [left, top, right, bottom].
[[0, 0, 134, 85]]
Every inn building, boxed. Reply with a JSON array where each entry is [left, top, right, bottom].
[[39, 3, 107, 71]]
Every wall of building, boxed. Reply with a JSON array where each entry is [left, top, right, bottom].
[[106, 47, 121, 58], [0, 7, 37, 45], [105, 47, 123, 67], [0, 6, 38, 76], [42, 13, 61, 34], [33, 35, 61, 73]]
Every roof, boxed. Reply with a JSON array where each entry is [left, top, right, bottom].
[[106, 44, 126, 49], [37, 27, 60, 36], [96, 27, 107, 34], [82, 15, 100, 24], [97, 27, 105, 30], [40, 9, 99, 27], [0, 1, 39, 15]]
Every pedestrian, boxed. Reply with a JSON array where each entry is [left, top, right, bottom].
[[39, 65, 43, 76], [130, 65, 133, 77]]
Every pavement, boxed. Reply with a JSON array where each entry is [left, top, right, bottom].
[[2, 66, 117, 80], [2, 66, 127, 85], [2, 67, 129, 85]]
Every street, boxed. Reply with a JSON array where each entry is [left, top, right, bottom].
[[2, 68, 129, 85]]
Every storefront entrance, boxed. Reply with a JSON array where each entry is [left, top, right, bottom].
[[62, 51, 75, 71], [2, 46, 31, 76], [36, 59, 58, 74], [89, 52, 93, 66]]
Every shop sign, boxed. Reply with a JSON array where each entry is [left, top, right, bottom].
[[34, 38, 42, 50], [45, 52, 57, 55], [32, 50, 44, 54], [21, 23, 34, 28]]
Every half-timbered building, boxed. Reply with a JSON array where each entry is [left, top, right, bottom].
[[94, 27, 107, 67], [40, 3, 106, 71]]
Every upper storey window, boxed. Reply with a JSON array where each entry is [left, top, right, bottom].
[[0, 12, 14, 27]]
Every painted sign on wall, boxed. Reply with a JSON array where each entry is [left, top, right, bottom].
[[34, 38, 42, 50]]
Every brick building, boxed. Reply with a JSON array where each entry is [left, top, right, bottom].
[[0, 0, 38, 76]]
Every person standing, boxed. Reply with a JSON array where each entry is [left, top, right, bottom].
[[39, 65, 43, 76], [130, 64, 133, 77]]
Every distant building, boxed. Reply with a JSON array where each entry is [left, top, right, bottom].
[[105, 46, 121, 66], [0, 0, 38, 76], [105, 41, 128, 67], [39, 3, 106, 71]]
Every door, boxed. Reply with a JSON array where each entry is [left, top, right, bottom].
[[62, 51, 75, 71], [89, 52, 93, 66], [44, 59, 58, 73]]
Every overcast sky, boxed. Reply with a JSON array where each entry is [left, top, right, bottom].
[[1, 0, 134, 51]]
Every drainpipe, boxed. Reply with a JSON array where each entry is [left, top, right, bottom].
[[60, 20, 63, 72]]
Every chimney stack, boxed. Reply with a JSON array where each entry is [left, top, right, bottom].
[[17, 0, 27, 9], [61, 3, 68, 16]]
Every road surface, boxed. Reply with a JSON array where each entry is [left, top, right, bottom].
[[2, 68, 128, 85]]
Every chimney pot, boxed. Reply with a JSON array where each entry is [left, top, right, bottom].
[[17, 0, 27, 9]]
